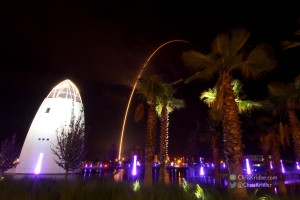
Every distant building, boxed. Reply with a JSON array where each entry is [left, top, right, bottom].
[[15, 80, 84, 174]]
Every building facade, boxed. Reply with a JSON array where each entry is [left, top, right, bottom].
[[15, 79, 84, 174]]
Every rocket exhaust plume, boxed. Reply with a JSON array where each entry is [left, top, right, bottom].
[[118, 40, 189, 161]]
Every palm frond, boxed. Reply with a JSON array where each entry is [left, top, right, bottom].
[[294, 75, 300, 89], [169, 98, 185, 110], [134, 103, 144, 122], [229, 28, 251, 56], [231, 79, 243, 99], [281, 40, 300, 50], [240, 43, 277, 79], [183, 50, 216, 69], [200, 88, 216, 107], [184, 72, 201, 84], [170, 78, 183, 86], [237, 99, 261, 113], [155, 103, 163, 118], [211, 33, 229, 55], [267, 82, 286, 97]]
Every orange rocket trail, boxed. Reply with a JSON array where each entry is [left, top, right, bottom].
[[118, 40, 189, 161]]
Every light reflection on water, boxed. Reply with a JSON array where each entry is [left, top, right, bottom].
[[11, 166, 300, 191]]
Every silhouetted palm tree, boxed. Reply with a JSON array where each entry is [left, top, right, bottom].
[[135, 78, 164, 187], [155, 81, 185, 182], [183, 28, 277, 197], [253, 112, 288, 194], [267, 78, 300, 163], [201, 79, 260, 187]]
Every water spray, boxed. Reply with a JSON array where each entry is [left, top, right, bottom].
[[118, 40, 189, 161]]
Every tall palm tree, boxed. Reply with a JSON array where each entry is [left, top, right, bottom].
[[135, 78, 164, 187], [155, 82, 185, 182], [254, 114, 275, 187], [259, 133, 272, 181], [202, 110, 223, 187], [270, 128, 288, 194], [267, 78, 300, 163], [201, 79, 260, 187], [183, 28, 277, 197], [253, 112, 288, 194]]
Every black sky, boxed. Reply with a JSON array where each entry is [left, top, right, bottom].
[[1, 1, 300, 160]]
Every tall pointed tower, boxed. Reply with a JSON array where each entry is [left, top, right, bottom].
[[15, 79, 84, 174]]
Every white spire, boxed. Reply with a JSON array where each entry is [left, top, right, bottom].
[[47, 79, 82, 103]]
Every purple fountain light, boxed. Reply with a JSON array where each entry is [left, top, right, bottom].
[[280, 160, 285, 173], [132, 155, 137, 176], [270, 161, 273, 170], [34, 153, 44, 175], [200, 166, 204, 176], [246, 158, 251, 175]]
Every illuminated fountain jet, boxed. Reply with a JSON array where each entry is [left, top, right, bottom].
[[15, 80, 84, 174], [132, 155, 137, 176], [246, 158, 252, 175]]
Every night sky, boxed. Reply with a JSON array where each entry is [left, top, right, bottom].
[[1, 1, 300, 160]]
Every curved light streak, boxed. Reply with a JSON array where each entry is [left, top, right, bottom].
[[118, 40, 189, 160]]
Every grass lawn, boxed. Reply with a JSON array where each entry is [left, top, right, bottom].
[[0, 176, 299, 200]]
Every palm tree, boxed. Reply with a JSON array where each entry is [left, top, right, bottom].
[[203, 110, 223, 187], [135, 78, 164, 187], [155, 82, 185, 182], [259, 133, 272, 180], [267, 78, 300, 163], [253, 114, 274, 187], [183, 28, 277, 197], [201, 79, 260, 187], [270, 128, 288, 194], [253, 112, 288, 194]]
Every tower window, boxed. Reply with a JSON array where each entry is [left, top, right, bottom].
[[42, 138, 45, 141], [38, 138, 41, 140], [45, 108, 51, 113], [47, 138, 49, 141]]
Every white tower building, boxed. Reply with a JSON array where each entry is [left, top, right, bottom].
[[15, 79, 84, 174]]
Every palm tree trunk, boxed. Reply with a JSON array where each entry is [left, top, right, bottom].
[[261, 142, 273, 185], [144, 96, 156, 187], [271, 132, 287, 194], [288, 109, 300, 162], [159, 102, 168, 182], [211, 135, 220, 187], [221, 71, 247, 197]]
